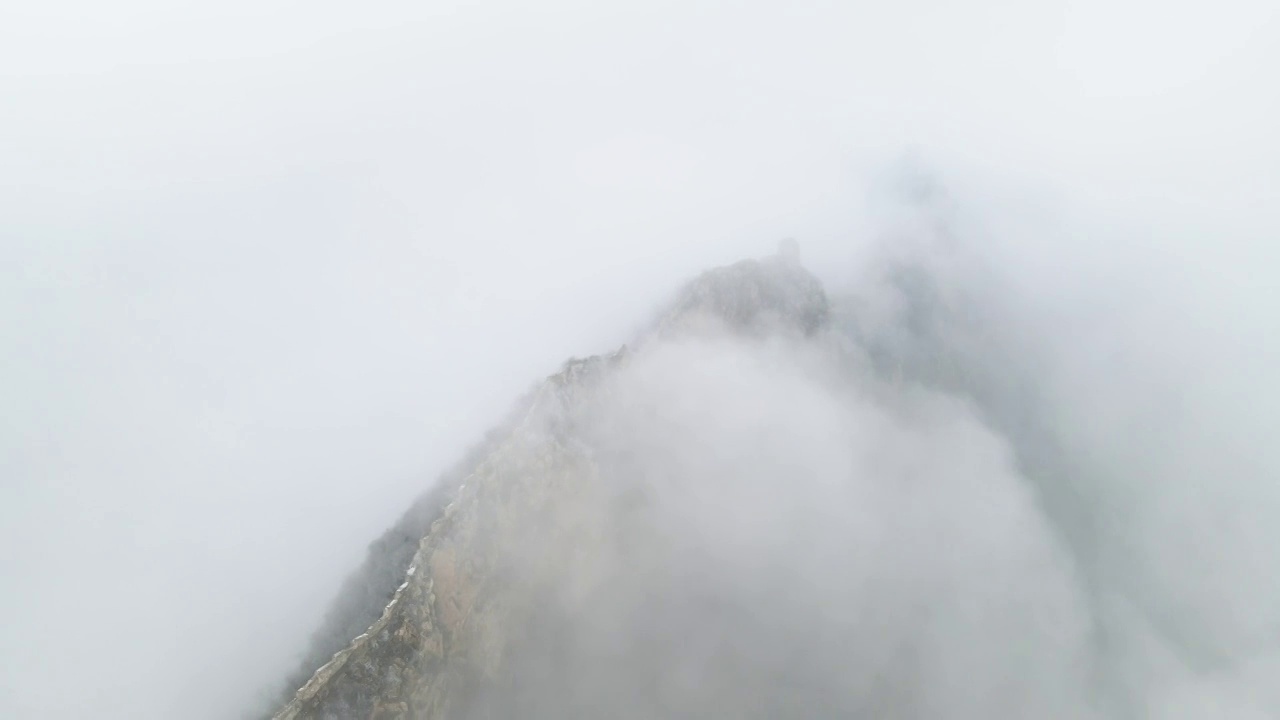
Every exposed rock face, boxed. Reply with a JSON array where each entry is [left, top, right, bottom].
[[273, 354, 618, 720], [269, 248, 834, 720], [271, 409, 537, 707]]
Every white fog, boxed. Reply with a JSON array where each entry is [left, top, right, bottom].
[[1, 1, 1277, 718]]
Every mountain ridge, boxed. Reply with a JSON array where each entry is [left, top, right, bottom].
[[266, 246, 830, 720]]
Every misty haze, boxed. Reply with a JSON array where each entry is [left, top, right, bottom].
[[2, 2, 1278, 719]]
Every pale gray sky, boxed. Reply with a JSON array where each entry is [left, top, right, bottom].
[[1, 1, 1277, 718]]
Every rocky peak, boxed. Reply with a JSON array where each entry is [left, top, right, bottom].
[[266, 248, 829, 720]]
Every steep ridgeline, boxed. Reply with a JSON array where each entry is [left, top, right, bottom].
[[268, 250, 830, 720]]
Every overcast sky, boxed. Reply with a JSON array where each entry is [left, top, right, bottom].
[[2, 1, 1277, 718]]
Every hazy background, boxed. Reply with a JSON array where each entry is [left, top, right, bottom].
[[2, 1, 1277, 717]]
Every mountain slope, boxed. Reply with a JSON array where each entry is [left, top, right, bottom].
[[269, 251, 833, 719]]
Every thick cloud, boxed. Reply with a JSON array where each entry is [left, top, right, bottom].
[[2, 1, 1277, 717]]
